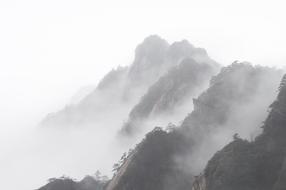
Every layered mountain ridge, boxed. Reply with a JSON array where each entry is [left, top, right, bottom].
[[104, 62, 283, 190], [41, 35, 218, 130], [36, 35, 286, 190], [121, 57, 218, 135]]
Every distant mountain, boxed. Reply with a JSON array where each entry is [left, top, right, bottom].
[[38, 175, 108, 190], [127, 36, 217, 88], [38, 176, 108, 190], [106, 63, 283, 190], [40, 35, 218, 129]]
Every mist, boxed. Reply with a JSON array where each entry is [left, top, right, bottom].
[[1, 0, 286, 190], [173, 63, 284, 176]]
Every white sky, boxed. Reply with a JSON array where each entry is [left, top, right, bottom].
[[0, 0, 286, 189], [1, 0, 286, 134]]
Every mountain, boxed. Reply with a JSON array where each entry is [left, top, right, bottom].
[[38, 175, 108, 190], [106, 127, 192, 190], [200, 74, 286, 190], [36, 35, 286, 190], [120, 57, 218, 135], [106, 63, 283, 190], [40, 35, 218, 129], [127, 37, 217, 88], [36, 35, 219, 190]]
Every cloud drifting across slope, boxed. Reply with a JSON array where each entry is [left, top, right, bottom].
[[0, 0, 286, 190], [0, 36, 218, 190]]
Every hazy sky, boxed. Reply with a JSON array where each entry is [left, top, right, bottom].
[[0, 0, 286, 146], [1, 1, 286, 189]]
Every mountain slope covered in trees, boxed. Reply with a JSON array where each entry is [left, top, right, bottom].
[[201, 74, 286, 190], [105, 63, 283, 190], [36, 35, 286, 190]]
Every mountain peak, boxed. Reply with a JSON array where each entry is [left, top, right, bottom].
[[128, 35, 169, 81], [141, 35, 168, 45], [134, 35, 169, 59]]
